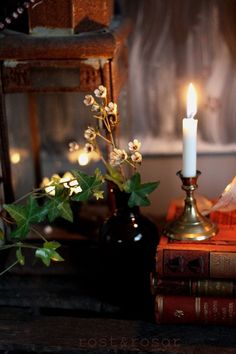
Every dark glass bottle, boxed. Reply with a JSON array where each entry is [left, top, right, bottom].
[[100, 189, 159, 320]]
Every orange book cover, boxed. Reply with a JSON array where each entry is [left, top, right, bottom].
[[156, 202, 236, 278]]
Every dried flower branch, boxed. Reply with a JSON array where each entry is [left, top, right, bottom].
[[67, 85, 159, 206]]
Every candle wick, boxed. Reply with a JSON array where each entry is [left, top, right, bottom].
[[187, 113, 195, 119]]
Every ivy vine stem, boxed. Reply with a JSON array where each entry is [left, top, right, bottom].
[[30, 226, 47, 242], [0, 242, 38, 251], [0, 260, 19, 276], [12, 188, 43, 205]]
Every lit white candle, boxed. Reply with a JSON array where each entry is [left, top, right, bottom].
[[182, 83, 198, 177]]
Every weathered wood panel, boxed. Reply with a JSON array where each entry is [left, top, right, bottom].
[[0, 308, 236, 353], [0, 20, 131, 60], [28, 0, 114, 34], [2, 60, 105, 93]]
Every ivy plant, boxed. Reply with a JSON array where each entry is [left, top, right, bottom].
[[0, 85, 160, 274]]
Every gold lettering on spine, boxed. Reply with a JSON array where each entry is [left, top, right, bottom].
[[189, 279, 192, 295], [210, 253, 236, 278], [229, 302, 234, 319], [195, 297, 201, 320], [203, 301, 209, 322], [212, 300, 218, 321], [222, 306, 227, 320], [174, 310, 184, 318], [205, 280, 208, 295], [156, 295, 163, 322]]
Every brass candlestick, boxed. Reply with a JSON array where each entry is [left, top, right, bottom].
[[163, 171, 218, 241]]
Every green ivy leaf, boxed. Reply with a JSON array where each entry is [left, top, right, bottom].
[[4, 196, 49, 240], [35, 248, 53, 266], [124, 172, 140, 191], [124, 172, 159, 207], [45, 197, 73, 223], [11, 224, 30, 239], [50, 251, 64, 262], [57, 201, 73, 222], [94, 168, 104, 182], [71, 170, 104, 202], [43, 184, 73, 223], [16, 248, 25, 266], [35, 241, 64, 267], [43, 241, 61, 250], [44, 197, 61, 223], [104, 163, 124, 190]]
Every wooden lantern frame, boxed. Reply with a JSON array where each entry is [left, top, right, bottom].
[[0, 18, 130, 203]]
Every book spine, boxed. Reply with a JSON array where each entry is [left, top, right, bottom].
[[151, 274, 236, 297], [156, 249, 236, 279], [155, 295, 236, 324]]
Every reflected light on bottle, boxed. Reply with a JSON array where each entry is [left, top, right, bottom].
[[134, 234, 142, 241], [224, 183, 232, 193]]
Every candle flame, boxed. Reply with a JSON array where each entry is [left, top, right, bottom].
[[187, 83, 197, 118]]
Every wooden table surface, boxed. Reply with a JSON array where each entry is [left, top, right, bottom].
[[0, 224, 236, 354], [0, 307, 236, 353]]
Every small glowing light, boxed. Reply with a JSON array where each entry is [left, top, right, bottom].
[[11, 152, 21, 164], [68, 149, 99, 164], [133, 223, 138, 228], [78, 153, 89, 166]]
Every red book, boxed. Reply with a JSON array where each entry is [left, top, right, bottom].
[[151, 275, 236, 297], [155, 294, 236, 324], [156, 204, 236, 279]]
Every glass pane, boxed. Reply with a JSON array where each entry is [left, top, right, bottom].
[[6, 92, 108, 199], [6, 93, 35, 198]]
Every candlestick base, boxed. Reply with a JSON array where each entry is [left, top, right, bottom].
[[163, 171, 218, 241]]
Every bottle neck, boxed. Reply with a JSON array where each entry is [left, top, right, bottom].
[[113, 190, 140, 215]]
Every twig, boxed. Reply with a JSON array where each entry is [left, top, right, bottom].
[[30, 226, 47, 242], [97, 133, 113, 145], [0, 242, 38, 251], [12, 188, 42, 205], [0, 260, 19, 276]]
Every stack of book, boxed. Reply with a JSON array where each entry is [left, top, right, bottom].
[[152, 201, 236, 325]]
